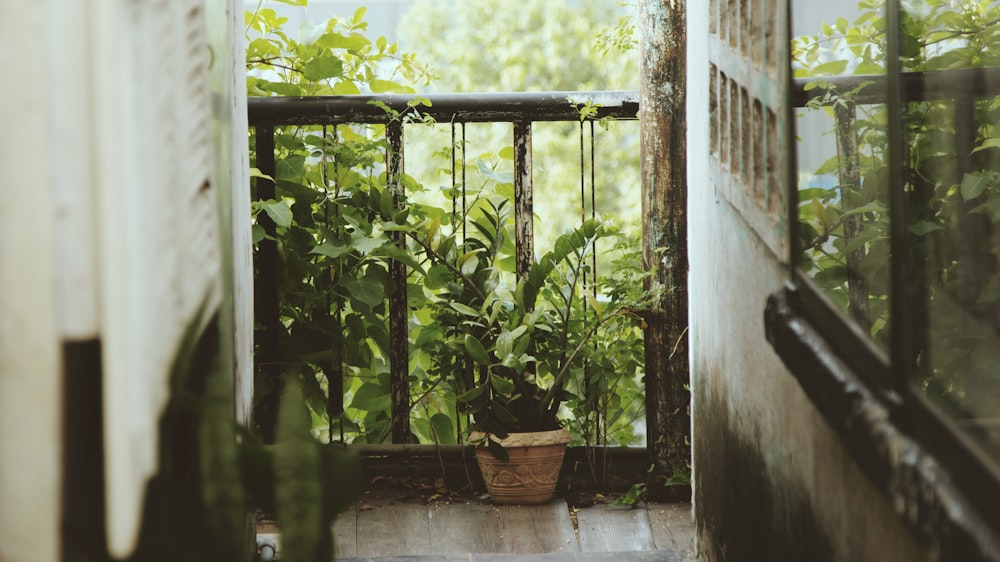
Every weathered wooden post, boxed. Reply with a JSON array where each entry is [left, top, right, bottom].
[[639, 0, 691, 501]]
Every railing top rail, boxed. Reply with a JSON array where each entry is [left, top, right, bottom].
[[248, 90, 639, 126], [792, 66, 1000, 108]]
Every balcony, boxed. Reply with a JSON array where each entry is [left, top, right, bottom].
[[247, 91, 696, 559]]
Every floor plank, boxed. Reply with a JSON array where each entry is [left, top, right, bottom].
[[497, 500, 580, 554], [428, 501, 505, 554], [575, 504, 655, 553], [354, 502, 431, 557], [646, 502, 694, 556], [331, 508, 358, 558]]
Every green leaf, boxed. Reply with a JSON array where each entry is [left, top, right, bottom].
[[908, 221, 942, 236], [250, 167, 274, 181], [371, 245, 426, 274], [500, 353, 527, 371], [350, 382, 391, 412], [333, 80, 361, 95], [351, 230, 388, 255], [813, 60, 849, 75], [456, 383, 487, 403], [275, 382, 324, 561], [487, 438, 510, 462], [342, 275, 385, 308], [263, 200, 292, 228], [316, 32, 371, 52], [464, 334, 491, 365], [972, 138, 1000, 154], [369, 79, 414, 94], [961, 172, 990, 201], [490, 375, 515, 394], [854, 60, 882, 75], [496, 329, 514, 358], [352, 6, 367, 24], [449, 302, 480, 317], [302, 56, 344, 81], [430, 413, 456, 445], [261, 81, 303, 97], [310, 240, 351, 259]]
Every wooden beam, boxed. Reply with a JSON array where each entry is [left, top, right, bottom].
[[639, 0, 691, 502]]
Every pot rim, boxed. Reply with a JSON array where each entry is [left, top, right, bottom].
[[468, 428, 571, 448]]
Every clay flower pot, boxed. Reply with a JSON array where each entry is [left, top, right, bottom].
[[470, 428, 571, 505]]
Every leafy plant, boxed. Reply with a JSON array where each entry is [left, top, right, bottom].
[[399, 190, 650, 458], [125, 309, 360, 562], [247, 0, 436, 444]]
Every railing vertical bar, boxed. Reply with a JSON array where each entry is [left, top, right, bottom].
[[580, 121, 587, 224], [320, 124, 346, 444], [514, 120, 534, 280], [449, 119, 465, 444], [450, 119, 458, 230], [461, 122, 467, 242], [386, 120, 410, 444], [590, 120, 597, 270], [254, 125, 281, 444]]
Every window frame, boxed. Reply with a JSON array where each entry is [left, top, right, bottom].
[[777, 0, 1000, 547]]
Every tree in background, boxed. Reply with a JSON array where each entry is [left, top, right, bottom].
[[398, 0, 641, 254]]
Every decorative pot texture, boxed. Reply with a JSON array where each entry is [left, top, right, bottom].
[[471, 428, 571, 505]]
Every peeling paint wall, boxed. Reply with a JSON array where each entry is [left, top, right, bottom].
[[686, 1, 933, 559]]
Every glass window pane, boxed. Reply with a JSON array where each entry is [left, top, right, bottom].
[[900, 1, 1000, 461], [792, 1, 891, 348]]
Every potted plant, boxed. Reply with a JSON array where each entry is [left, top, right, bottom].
[[409, 195, 647, 504]]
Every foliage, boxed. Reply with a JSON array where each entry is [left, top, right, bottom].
[[398, 0, 642, 254], [793, 0, 1000, 415], [247, 0, 436, 444], [247, 0, 649, 450], [125, 310, 360, 562], [612, 482, 646, 507], [400, 192, 651, 457]]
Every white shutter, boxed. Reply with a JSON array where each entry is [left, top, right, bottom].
[[94, 0, 223, 555]]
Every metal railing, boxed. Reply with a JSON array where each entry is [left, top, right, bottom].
[[248, 91, 639, 444]]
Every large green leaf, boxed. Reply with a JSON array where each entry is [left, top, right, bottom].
[[316, 32, 371, 52], [464, 334, 491, 365], [430, 413, 457, 445], [961, 172, 990, 201], [342, 275, 385, 309], [302, 56, 344, 81], [262, 200, 292, 228], [311, 240, 351, 259], [350, 382, 391, 413]]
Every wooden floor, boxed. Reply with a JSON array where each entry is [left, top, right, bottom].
[[257, 499, 695, 561]]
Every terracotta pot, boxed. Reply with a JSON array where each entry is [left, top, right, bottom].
[[470, 428, 571, 505]]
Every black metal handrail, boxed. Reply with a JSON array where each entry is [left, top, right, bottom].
[[248, 90, 638, 125], [249, 91, 639, 444]]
